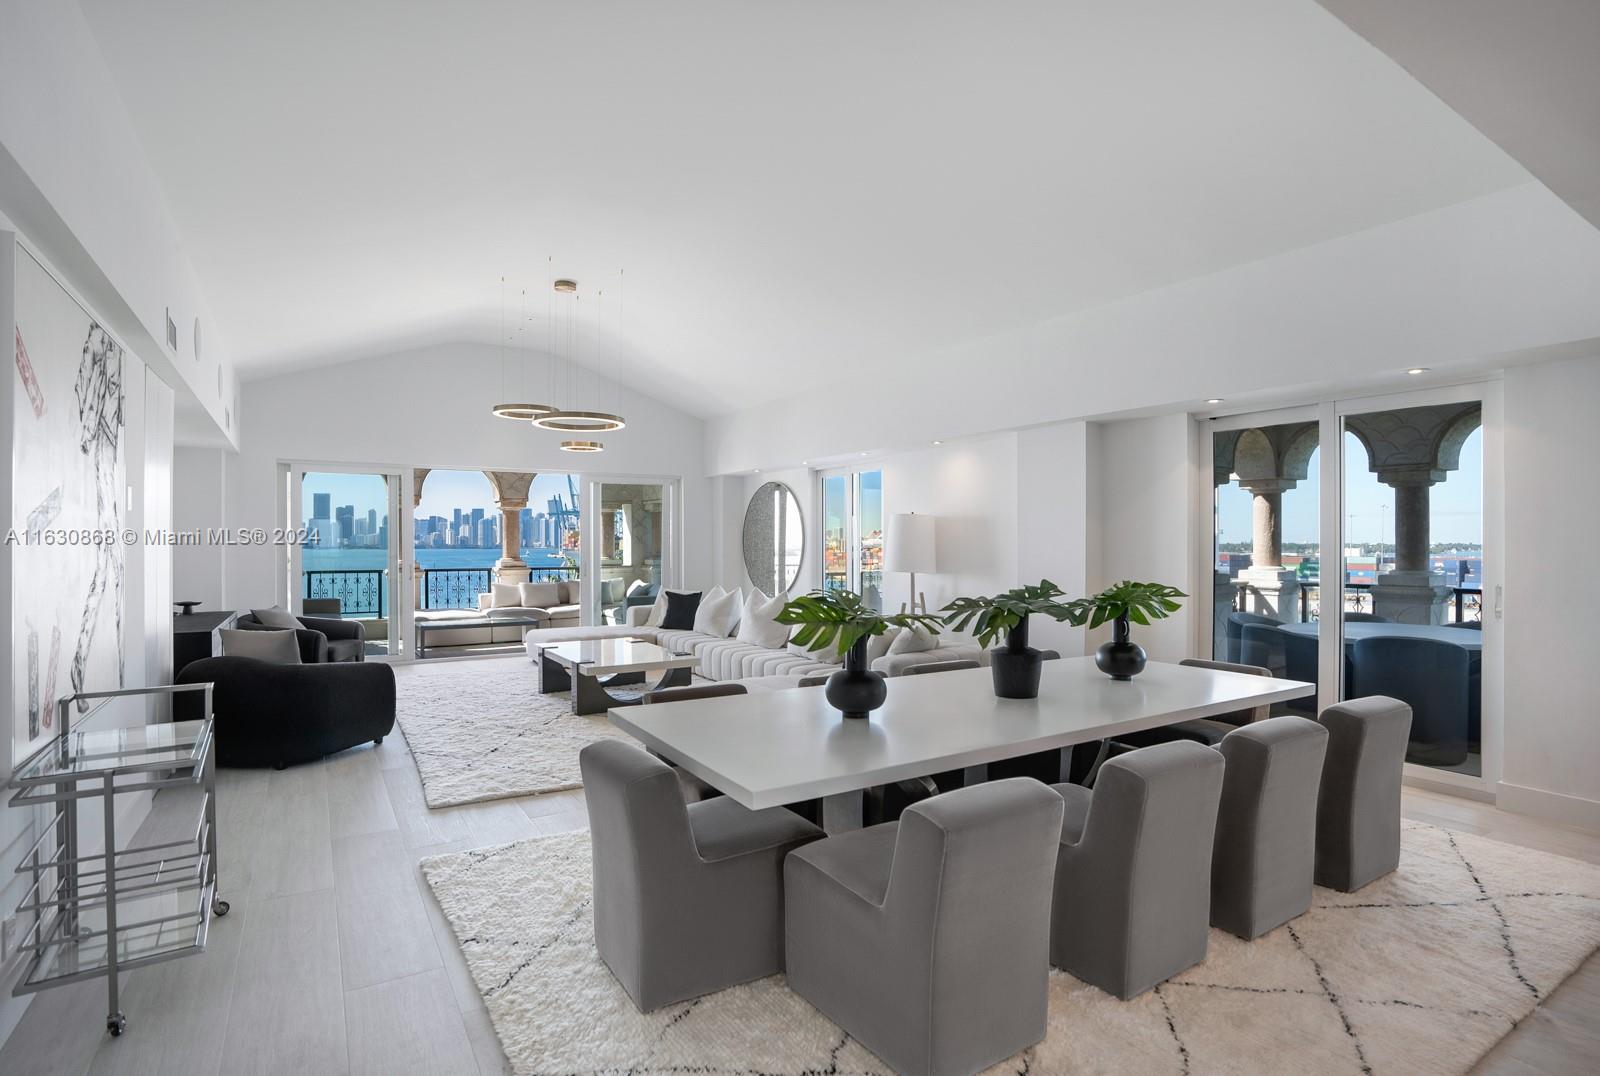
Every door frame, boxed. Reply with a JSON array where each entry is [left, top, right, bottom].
[[580, 474, 683, 624], [1200, 379, 1501, 797], [283, 461, 412, 661]]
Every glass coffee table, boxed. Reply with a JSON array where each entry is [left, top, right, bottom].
[[537, 637, 697, 715]]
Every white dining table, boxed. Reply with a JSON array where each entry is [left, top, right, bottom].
[[609, 657, 1314, 832]]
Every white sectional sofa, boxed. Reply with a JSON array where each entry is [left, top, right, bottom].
[[519, 595, 985, 687]]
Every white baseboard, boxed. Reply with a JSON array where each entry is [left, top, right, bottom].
[[1496, 780, 1600, 834]]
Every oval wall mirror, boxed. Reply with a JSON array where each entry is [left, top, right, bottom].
[[742, 481, 804, 595]]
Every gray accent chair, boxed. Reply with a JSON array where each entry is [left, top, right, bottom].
[[1315, 696, 1413, 892], [1211, 717, 1329, 939], [235, 611, 366, 663], [579, 740, 823, 1012], [641, 682, 749, 802], [1112, 658, 1272, 750], [1049, 741, 1225, 999], [784, 780, 1065, 1076], [903, 658, 981, 675]]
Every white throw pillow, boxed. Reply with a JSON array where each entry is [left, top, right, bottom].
[[490, 582, 522, 608], [736, 588, 790, 649], [788, 625, 845, 665], [866, 625, 902, 664], [518, 581, 563, 608], [693, 586, 741, 637], [887, 624, 938, 655]]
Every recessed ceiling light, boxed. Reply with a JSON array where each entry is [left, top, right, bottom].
[[1206, 398, 1224, 405], [1407, 367, 1429, 375], [860, 451, 869, 457], [932, 440, 943, 445], [753, 469, 761, 474]]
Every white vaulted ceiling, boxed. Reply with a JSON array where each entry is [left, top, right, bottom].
[[78, 0, 1530, 417]]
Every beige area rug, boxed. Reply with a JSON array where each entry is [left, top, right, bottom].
[[421, 820, 1600, 1076], [392, 655, 638, 808]]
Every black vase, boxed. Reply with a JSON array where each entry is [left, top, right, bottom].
[[990, 614, 1043, 699], [1095, 614, 1147, 680], [825, 636, 888, 719]]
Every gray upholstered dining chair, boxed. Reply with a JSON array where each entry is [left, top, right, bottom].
[[1038, 649, 1062, 660], [784, 779, 1065, 1076], [1048, 741, 1225, 999], [796, 673, 829, 688], [1211, 716, 1329, 939], [579, 739, 823, 1012], [1111, 657, 1272, 751], [641, 682, 749, 802], [904, 658, 980, 675], [1314, 696, 1412, 892]]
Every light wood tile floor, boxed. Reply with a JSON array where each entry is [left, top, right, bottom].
[[1, 732, 1594, 1075]]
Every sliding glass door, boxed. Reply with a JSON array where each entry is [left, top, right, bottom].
[[1338, 399, 1484, 776], [583, 478, 677, 625], [1207, 385, 1496, 790], [821, 468, 884, 610], [289, 465, 405, 657]]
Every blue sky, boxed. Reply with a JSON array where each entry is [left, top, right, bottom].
[[1217, 427, 1482, 548]]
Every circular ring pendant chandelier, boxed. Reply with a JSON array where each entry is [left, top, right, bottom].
[[491, 402, 557, 421], [559, 439, 605, 453], [532, 409, 626, 432]]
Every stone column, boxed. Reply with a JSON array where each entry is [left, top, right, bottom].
[[1371, 466, 1451, 624], [484, 471, 536, 586], [1235, 478, 1302, 623], [412, 467, 430, 611]]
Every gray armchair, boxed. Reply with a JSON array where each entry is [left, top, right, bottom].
[[234, 612, 365, 663], [1049, 741, 1225, 999], [1112, 657, 1272, 751], [784, 779, 1065, 1076], [1315, 696, 1412, 892], [579, 740, 822, 1012], [1211, 716, 1329, 939]]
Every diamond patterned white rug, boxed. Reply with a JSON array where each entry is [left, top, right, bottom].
[[393, 655, 635, 808], [421, 820, 1600, 1075]]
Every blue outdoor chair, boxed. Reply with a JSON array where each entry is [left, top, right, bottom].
[[1349, 637, 1472, 767], [1224, 611, 1282, 666], [1342, 613, 1390, 623], [1238, 621, 1287, 678], [1279, 629, 1318, 713]]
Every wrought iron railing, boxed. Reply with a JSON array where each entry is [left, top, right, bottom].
[[304, 565, 581, 615], [305, 569, 386, 618], [417, 565, 578, 610]]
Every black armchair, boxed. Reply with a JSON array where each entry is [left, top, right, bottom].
[[176, 657, 395, 768], [235, 612, 365, 663]]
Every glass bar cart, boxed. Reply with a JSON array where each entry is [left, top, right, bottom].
[[7, 683, 226, 1037]]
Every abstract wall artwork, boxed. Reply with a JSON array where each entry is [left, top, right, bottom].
[[12, 247, 126, 756]]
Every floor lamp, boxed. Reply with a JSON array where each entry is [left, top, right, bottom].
[[887, 512, 937, 615]]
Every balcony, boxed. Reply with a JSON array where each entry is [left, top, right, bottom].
[[301, 564, 579, 615], [1229, 578, 1483, 625]]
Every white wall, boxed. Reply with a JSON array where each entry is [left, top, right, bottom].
[[1084, 414, 1201, 663], [1500, 353, 1600, 830], [1016, 421, 1093, 656], [209, 342, 712, 612], [0, 0, 235, 445], [0, 228, 176, 1045], [172, 446, 226, 611]]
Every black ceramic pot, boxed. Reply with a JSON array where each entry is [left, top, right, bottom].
[[1095, 614, 1147, 680], [990, 614, 1043, 699], [826, 636, 888, 719]]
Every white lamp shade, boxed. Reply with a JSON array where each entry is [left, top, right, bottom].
[[886, 513, 937, 574]]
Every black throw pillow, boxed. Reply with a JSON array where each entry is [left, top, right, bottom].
[[660, 590, 703, 630]]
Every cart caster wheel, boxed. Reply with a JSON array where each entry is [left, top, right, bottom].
[[212, 898, 231, 917], [108, 1013, 127, 1036]]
